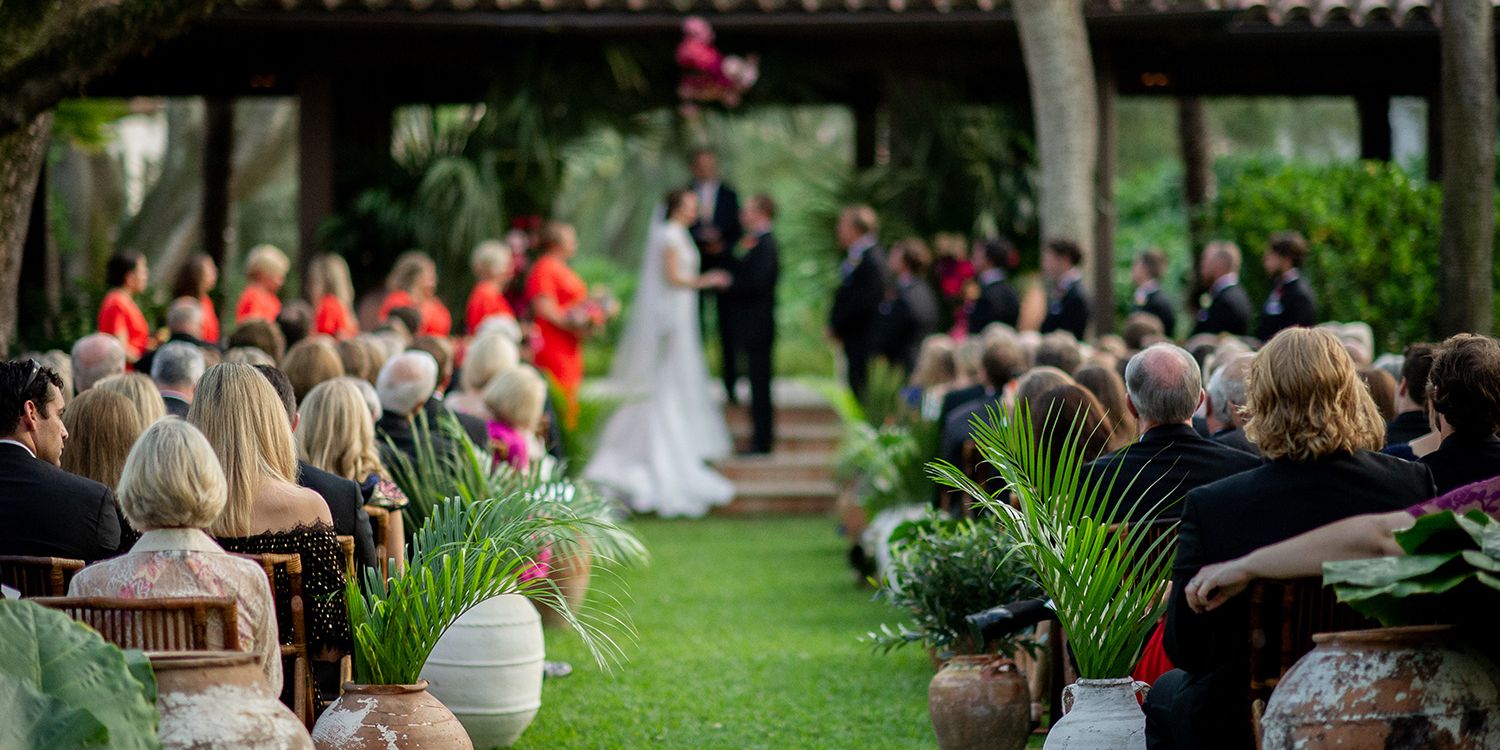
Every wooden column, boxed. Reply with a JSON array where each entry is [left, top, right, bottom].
[[853, 96, 878, 170], [1177, 96, 1212, 244], [1093, 60, 1117, 335], [1356, 95, 1392, 162], [201, 96, 234, 266], [298, 73, 335, 276], [1437, 0, 1495, 336]]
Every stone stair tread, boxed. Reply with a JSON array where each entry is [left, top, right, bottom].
[[715, 452, 833, 468], [732, 479, 840, 497], [729, 422, 842, 438]]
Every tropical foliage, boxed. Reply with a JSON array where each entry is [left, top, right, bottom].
[[834, 419, 939, 521], [930, 402, 1176, 679], [0, 599, 159, 749], [1324, 510, 1500, 627], [866, 512, 1041, 657]]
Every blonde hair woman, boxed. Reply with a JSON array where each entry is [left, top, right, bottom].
[[482, 365, 547, 470], [68, 419, 282, 695], [379, 251, 451, 337], [298, 377, 407, 563], [189, 363, 350, 669], [307, 254, 359, 339], [466, 240, 516, 335], [908, 334, 957, 420], [60, 388, 144, 491], [446, 332, 520, 420], [94, 372, 166, 428], [236, 244, 289, 324], [281, 336, 345, 404]]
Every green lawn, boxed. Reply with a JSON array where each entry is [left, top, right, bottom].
[[510, 517, 937, 750]]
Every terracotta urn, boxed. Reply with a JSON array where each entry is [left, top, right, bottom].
[[539, 539, 593, 629], [149, 650, 312, 749], [1044, 677, 1149, 749], [928, 655, 1031, 750], [1262, 625, 1500, 749], [312, 681, 474, 750]]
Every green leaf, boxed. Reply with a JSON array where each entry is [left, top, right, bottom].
[[1323, 552, 1461, 588], [0, 677, 109, 748]]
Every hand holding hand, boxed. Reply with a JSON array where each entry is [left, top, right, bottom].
[[1184, 560, 1252, 614], [699, 270, 732, 289]]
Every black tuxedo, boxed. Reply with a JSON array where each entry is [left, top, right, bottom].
[[1211, 426, 1260, 457], [722, 230, 779, 453], [296, 461, 377, 574], [1041, 276, 1089, 340], [1148, 451, 1435, 749], [162, 394, 191, 419], [1192, 279, 1253, 337], [137, 331, 218, 376], [937, 384, 985, 432], [1419, 433, 1500, 494], [0, 443, 121, 561], [376, 410, 455, 470], [967, 272, 1020, 335], [1385, 410, 1429, 448], [829, 244, 889, 397], [876, 277, 940, 372], [1256, 272, 1318, 341], [424, 397, 487, 450], [1081, 424, 1263, 523], [1133, 286, 1177, 337], [689, 181, 744, 398]]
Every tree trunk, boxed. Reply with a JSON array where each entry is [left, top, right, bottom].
[[1437, 0, 1495, 336], [1177, 96, 1213, 247], [1013, 0, 1097, 286], [0, 112, 53, 354], [1093, 59, 1117, 335]]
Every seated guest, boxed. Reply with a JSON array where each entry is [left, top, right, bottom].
[[255, 366, 377, 575], [1073, 364, 1137, 452], [936, 337, 986, 430], [1029, 383, 1113, 466], [138, 297, 217, 376], [466, 240, 516, 335], [483, 365, 548, 471], [376, 351, 452, 467], [940, 335, 1027, 467], [966, 238, 1021, 334], [1416, 334, 1500, 494], [95, 373, 165, 428], [410, 336, 488, 447], [171, 253, 220, 346], [1357, 366, 1398, 424], [71, 333, 126, 393], [224, 346, 275, 367], [1039, 238, 1089, 340], [307, 254, 359, 340], [380, 251, 452, 337], [1082, 345, 1262, 522], [228, 319, 287, 364], [1256, 231, 1318, 341], [298, 378, 407, 565], [60, 388, 143, 492], [1130, 248, 1176, 337], [1146, 328, 1435, 750], [337, 339, 373, 383], [1034, 331, 1083, 374], [68, 419, 281, 695], [97, 250, 152, 364], [149, 341, 205, 419], [1121, 312, 1167, 354], [876, 238, 940, 373], [18, 350, 71, 406], [190, 363, 350, 700], [1386, 343, 1436, 448], [235, 244, 288, 325], [281, 337, 344, 405], [908, 335, 958, 421], [445, 332, 520, 421], [0, 360, 120, 560], [1191, 241, 1252, 337], [1205, 353, 1258, 456], [276, 300, 315, 350]]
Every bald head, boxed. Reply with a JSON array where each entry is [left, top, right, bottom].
[[1124, 344, 1204, 427], [376, 351, 438, 417], [71, 334, 126, 392]]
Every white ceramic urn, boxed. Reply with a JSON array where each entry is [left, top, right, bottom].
[[421, 594, 545, 749], [1043, 677, 1150, 750]]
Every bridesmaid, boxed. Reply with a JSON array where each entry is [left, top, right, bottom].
[[172, 253, 220, 345], [235, 244, 289, 324], [526, 222, 595, 407], [307, 254, 359, 339], [465, 240, 515, 335], [379, 251, 452, 337], [98, 250, 152, 364]]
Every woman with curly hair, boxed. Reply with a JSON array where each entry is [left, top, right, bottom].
[[1144, 327, 1436, 750]]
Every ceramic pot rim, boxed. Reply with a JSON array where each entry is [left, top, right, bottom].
[[1311, 624, 1453, 646], [1072, 677, 1138, 688], [341, 680, 431, 695], [147, 650, 257, 670]]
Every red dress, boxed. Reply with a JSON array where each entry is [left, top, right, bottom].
[[313, 294, 357, 339], [379, 290, 453, 337], [200, 294, 220, 345], [466, 280, 514, 334], [235, 284, 282, 324], [526, 255, 586, 397], [98, 289, 150, 361]]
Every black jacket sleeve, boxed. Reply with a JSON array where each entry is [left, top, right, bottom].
[[92, 486, 123, 560], [1163, 492, 1227, 674], [726, 237, 778, 300]]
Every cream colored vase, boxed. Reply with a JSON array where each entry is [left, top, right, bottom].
[[1043, 678, 1150, 750], [421, 594, 545, 749]]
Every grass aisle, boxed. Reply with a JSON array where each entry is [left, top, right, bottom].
[[511, 517, 935, 750]]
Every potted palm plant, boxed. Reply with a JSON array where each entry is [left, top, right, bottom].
[[866, 511, 1042, 750], [931, 403, 1175, 750]]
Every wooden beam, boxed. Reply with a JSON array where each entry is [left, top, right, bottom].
[[202, 96, 235, 266], [1356, 94, 1391, 162], [298, 73, 334, 279], [1093, 58, 1117, 336]]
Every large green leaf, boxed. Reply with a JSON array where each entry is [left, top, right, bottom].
[[0, 600, 160, 749], [1323, 552, 1460, 588], [1326, 511, 1500, 626], [0, 677, 109, 748]]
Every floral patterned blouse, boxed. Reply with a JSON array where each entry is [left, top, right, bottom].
[[68, 528, 282, 696], [1407, 474, 1500, 518]]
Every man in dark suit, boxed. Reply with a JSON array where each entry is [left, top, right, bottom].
[[1039, 238, 1089, 340], [1082, 345, 1262, 523], [1255, 231, 1318, 341], [409, 336, 489, 448], [375, 351, 457, 469], [1385, 343, 1435, 448], [1129, 248, 1176, 337], [876, 239, 940, 373], [1416, 334, 1500, 494], [688, 149, 744, 401], [150, 341, 204, 420], [1204, 352, 1259, 456], [966, 238, 1020, 335], [0, 360, 121, 561], [721, 195, 780, 454], [940, 336, 1025, 469], [1191, 241, 1253, 337], [254, 365, 378, 572], [829, 205, 889, 398]]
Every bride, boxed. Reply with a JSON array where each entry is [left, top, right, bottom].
[[584, 189, 736, 517]]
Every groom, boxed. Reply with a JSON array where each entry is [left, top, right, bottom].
[[721, 195, 780, 454]]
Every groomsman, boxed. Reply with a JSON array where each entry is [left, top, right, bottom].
[[829, 205, 889, 398], [687, 149, 744, 400], [966, 238, 1021, 335], [723, 195, 780, 454], [1256, 231, 1318, 342], [1040, 238, 1090, 340], [1192, 241, 1253, 337], [875, 239, 940, 372], [1130, 248, 1177, 337]]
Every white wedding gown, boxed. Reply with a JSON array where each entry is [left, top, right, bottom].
[[583, 220, 735, 517]]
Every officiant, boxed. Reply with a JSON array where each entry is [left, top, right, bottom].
[[722, 195, 780, 455], [688, 148, 744, 402]]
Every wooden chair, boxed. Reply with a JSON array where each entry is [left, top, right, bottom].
[[0, 555, 84, 598], [32, 596, 238, 651], [241, 552, 315, 730], [363, 505, 391, 580], [335, 535, 356, 581]]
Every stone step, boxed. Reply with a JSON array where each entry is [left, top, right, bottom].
[[722, 403, 842, 429], [729, 422, 843, 453], [715, 452, 836, 483], [716, 479, 840, 516]]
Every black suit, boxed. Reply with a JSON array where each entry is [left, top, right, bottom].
[[1419, 433, 1500, 494], [296, 461, 377, 574], [937, 384, 985, 433], [1133, 286, 1177, 337], [0, 443, 121, 561], [424, 397, 487, 450], [967, 272, 1020, 335], [1192, 279, 1253, 337], [1041, 275, 1089, 340], [1256, 272, 1318, 342], [941, 392, 1002, 470], [161, 394, 191, 420], [876, 277, 940, 373], [376, 410, 455, 471], [689, 181, 744, 398], [1081, 424, 1263, 523], [1147, 451, 1435, 749], [1385, 410, 1429, 448], [137, 331, 218, 376], [1211, 426, 1260, 457], [830, 243, 889, 398], [722, 230, 779, 453]]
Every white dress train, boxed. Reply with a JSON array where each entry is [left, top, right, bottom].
[[583, 220, 735, 517]]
